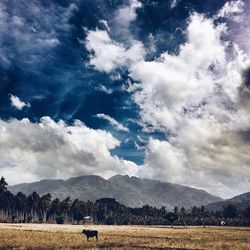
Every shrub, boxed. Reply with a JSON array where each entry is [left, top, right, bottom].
[[55, 216, 65, 224]]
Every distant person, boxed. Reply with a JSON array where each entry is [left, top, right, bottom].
[[82, 229, 98, 241]]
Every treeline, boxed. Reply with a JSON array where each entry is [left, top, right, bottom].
[[0, 177, 250, 226]]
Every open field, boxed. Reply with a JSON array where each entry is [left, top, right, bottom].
[[0, 224, 249, 249]]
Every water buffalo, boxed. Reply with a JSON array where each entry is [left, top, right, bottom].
[[82, 229, 98, 241]]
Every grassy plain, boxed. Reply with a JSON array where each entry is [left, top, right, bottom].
[[0, 223, 249, 249]]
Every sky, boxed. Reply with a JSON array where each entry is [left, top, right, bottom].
[[0, 0, 250, 198]]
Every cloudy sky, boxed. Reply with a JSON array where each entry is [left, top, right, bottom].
[[0, 0, 250, 198]]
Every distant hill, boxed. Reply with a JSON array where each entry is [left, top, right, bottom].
[[206, 192, 250, 211], [9, 174, 222, 209]]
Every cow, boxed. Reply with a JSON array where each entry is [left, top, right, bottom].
[[82, 229, 98, 241]]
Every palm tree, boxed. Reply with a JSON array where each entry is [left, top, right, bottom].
[[39, 193, 52, 222], [71, 199, 83, 224], [180, 207, 187, 227], [200, 205, 208, 227], [0, 177, 8, 193], [166, 212, 178, 228], [27, 192, 40, 222], [1, 191, 14, 221], [14, 192, 27, 221], [49, 198, 61, 221], [174, 206, 179, 223], [0, 177, 9, 220], [60, 197, 71, 222], [191, 206, 199, 221]]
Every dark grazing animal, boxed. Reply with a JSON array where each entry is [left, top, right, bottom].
[[82, 229, 98, 241]]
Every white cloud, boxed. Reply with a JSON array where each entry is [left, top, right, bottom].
[[141, 138, 187, 183], [96, 113, 129, 132], [84, 0, 144, 73], [130, 13, 226, 132], [37, 37, 60, 47], [110, 73, 122, 81], [217, 0, 244, 21], [0, 1, 76, 68], [134, 141, 145, 151], [131, 12, 250, 198], [140, 115, 250, 198], [110, 0, 142, 44], [122, 78, 141, 93], [170, 0, 179, 9], [83, 3, 250, 198], [0, 117, 137, 184], [221, 0, 250, 56], [85, 29, 145, 72], [99, 19, 110, 32], [10, 94, 31, 110], [114, 0, 142, 28], [12, 16, 24, 26], [95, 84, 113, 94]]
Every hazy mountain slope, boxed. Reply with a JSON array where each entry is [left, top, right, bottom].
[[9, 175, 146, 208], [9, 175, 222, 209], [206, 192, 250, 210], [109, 175, 223, 208]]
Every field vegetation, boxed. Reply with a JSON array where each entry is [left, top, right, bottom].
[[0, 223, 249, 249]]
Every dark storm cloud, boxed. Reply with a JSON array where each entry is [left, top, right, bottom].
[[242, 66, 250, 88], [238, 66, 250, 107], [238, 129, 250, 144]]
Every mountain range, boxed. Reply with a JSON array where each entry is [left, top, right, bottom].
[[9, 175, 222, 210], [206, 192, 250, 211]]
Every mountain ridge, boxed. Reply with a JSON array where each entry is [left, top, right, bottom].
[[206, 192, 250, 210], [9, 174, 223, 210]]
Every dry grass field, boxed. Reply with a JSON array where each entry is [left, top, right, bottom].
[[0, 223, 249, 250]]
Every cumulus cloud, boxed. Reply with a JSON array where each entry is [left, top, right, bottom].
[[140, 116, 250, 198], [84, 0, 144, 72], [85, 3, 250, 197], [96, 113, 129, 132], [10, 94, 31, 110], [217, 0, 244, 21], [113, 0, 142, 36], [115, 0, 141, 23], [109, 0, 142, 42], [85, 29, 145, 72], [130, 13, 226, 132], [222, 0, 250, 56], [0, 117, 137, 184], [131, 11, 250, 197]]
